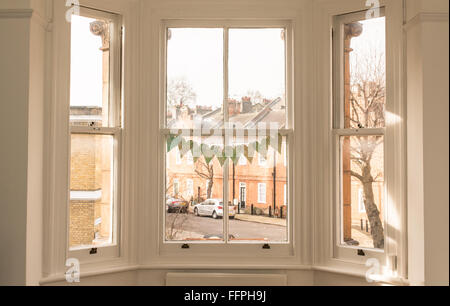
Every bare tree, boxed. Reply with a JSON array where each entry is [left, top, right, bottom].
[[166, 211, 189, 240], [167, 77, 197, 108], [194, 158, 214, 199], [347, 48, 386, 249], [165, 176, 189, 240]]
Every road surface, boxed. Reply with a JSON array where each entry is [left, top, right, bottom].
[[166, 213, 287, 242]]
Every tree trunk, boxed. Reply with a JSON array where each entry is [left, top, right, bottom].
[[207, 181, 213, 199], [362, 180, 384, 249]]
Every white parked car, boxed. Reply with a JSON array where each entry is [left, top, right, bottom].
[[194, 199, 236, 219]]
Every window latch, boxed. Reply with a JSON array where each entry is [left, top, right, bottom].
[[181, 244, 190, 249], [263, 244, 271, 250], [90, 248, 98, 255]]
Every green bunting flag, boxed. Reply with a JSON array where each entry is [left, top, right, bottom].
[[178, 138, 191, 158], [243, 145, 254, 164], [201, 144, 215, 165], [268, 135, 283, 155], [216, 156, 228, 167], [167, 135, 181, 152], [166, 133, 283, 168]]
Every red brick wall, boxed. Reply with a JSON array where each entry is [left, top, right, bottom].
[[166, 143, 288, 216]]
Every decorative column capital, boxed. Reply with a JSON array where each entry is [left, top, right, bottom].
[[344, 22, 363, 53], [90, 20, 110, 51], [344, 22, 363, 39]]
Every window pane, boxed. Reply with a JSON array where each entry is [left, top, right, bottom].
[[341, 135, 384, 249], [70, 15, 111, 127], [344, 17, 386, 129], [227, 136, 288, 243], [165, 135, 225, 241], [70, 134, 114, 249], [166, 28, 224, 129], [228, 29, 286, 128]]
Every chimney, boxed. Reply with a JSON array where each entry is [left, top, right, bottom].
[[241, 96, 252, 113], [228, 99, 240, 116]]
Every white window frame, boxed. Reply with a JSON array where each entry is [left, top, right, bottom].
[[158, 18, 296, 258], [258, 183, 267, 204], [42, 0, 136, 279], [258, 153, 267, 167], [332, 7, 386, 264], [314, 0, 407, 281], [173, 179, 180, 196], [67, 6, 123, 263]]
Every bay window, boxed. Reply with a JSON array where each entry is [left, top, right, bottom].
[[38, 0, 410, 284]]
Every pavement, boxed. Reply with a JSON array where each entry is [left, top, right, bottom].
[[351, 225, 375, 249], [234, 213, 287, 227]]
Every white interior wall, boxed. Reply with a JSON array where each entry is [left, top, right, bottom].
[[0, 14, 31, 286], [0, 0, 448, 286], [406, 0, 449, 286], [25, 1, 47, 285], [0, 0, 47, 286]]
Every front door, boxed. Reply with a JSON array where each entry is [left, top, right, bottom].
[[239, 183, 246, 209]]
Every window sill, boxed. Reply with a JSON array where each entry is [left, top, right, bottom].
[[39, 262, 310, 285], [40, 262, 409, 286], [39, 262, 139, 285], [313, 265, 409, 286]]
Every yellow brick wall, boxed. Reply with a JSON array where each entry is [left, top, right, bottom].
[[70, 134, 112, 247]]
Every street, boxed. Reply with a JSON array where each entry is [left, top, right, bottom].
[[166, 213, 287, 242]]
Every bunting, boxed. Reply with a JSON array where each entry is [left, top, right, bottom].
[[166, 133, 284, 167]]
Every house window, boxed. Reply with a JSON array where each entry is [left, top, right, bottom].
[[68, 10, 122, 253], [186, 151, 194, 165], [176, 148, 182, 165], [333, 10, 386, 251], [238, 156, 247, 166], [358, 188, 366, 213], [258, 183, 267, 204], [258, 153, 267, 167], [186, 179, 194, 197], [164, 25, 290, 244], [173, 179, 180, 196]]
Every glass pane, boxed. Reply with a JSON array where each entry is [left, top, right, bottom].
[[227, 135, 288, 243], [166, 28, 224, 129], [344, 17, 386, 129], [70, 15, 111, 127], [69, 134, 114, 249], [165, 135, 225, 241], [341, 135, 384, 249], [228, 29, 286, 128]]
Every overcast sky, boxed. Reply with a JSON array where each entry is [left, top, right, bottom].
[[70, 15, 103, 107], [70, 16, 385, 108], [350, 17, 386, 68]]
